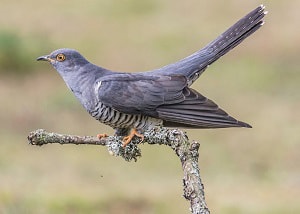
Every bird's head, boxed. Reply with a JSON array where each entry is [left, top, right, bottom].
[[37, 48, 89, 77]]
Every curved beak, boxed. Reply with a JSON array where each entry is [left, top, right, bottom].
[[37, 55, 50, 62]]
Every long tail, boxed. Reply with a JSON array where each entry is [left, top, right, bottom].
[[152, 5, 267, 85]]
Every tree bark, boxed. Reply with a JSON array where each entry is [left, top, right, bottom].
[[27, 127, 210, 214]]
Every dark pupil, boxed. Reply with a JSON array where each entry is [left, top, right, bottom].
[[57, 54, 64, 61]]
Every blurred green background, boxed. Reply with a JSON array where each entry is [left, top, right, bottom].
[[0, 0, 299, 213]]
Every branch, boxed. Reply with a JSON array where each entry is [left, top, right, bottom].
[[27, 127, 210, 214]]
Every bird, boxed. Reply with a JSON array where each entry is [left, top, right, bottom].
[[37, 5, 266, 147]]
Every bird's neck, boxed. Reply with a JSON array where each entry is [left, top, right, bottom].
[[62, 65, 110, 112]]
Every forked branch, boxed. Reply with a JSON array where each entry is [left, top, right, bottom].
[[27, 127, 210, 214]]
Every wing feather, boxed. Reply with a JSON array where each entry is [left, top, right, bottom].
[[157, 88, 251, 128], [97, 74, 187, 116]]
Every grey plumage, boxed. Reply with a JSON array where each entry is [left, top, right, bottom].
[[37, 5, 266, 136], [150, 5, 266, 85]]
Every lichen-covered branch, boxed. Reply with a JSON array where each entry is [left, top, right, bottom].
[[27, 127, 210, 214]]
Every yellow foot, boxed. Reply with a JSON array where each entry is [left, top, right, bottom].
[[97, 133, 108, 139], [122, 128, 144, 147]]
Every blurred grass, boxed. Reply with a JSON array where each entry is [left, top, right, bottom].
[[0, 31, 33, 75], [0, 0, 300, 213]]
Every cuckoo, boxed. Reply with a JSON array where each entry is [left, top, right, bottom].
[[37, 5, 267, 147]]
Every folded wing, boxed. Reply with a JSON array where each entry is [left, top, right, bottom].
[[97, 73, 251, 128]]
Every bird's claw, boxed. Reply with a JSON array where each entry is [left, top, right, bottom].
[[97, 133, 108, 139], [122, 128, 144, 147]]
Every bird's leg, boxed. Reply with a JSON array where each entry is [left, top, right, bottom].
[[122, 128, 144, 147], [114, 128, 130, 136], [97, 133, 108, 139]]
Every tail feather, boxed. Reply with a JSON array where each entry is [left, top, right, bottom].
[[151, 5, 266, 85]]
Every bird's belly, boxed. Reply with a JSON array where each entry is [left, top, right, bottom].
[[89, 102, 162, 129]]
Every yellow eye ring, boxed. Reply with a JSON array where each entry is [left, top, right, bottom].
[[56, 53, 66, 62]]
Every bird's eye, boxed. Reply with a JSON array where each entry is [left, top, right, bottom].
[[56, 53, 66, 62]]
